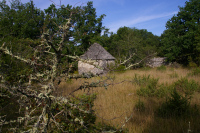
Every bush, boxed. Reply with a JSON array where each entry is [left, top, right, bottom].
[[114, 65, 126, 73], [134, 99, 145, 112], [135, 74, 168, 97], [133, 74, 158, 87], [188, 67, 200, 76], [188, 56, 198, 68], [157, 89, 190, 118], [135, 74, 173, 97], [155, 84, 172, 98], [173, 78, 200, 97]]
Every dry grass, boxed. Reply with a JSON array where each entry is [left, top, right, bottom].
[[58, 67, 200, 133]]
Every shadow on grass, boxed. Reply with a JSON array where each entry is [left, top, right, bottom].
[[130, 97, 200, 133]]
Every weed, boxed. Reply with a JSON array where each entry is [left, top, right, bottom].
[[156, 65, 166, 72], [134, 99, 145, 112], [187, 67, 200, 76], [133, 74, 158, 87], [169, 72, 179, 78], [140, 67, 152, 71]]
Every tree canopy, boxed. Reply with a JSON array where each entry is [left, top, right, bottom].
[[98, 27, 160, 67], [160, 0, 200, 66]]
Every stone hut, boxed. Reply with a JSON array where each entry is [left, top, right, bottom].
[[78, 43, 115, 75]]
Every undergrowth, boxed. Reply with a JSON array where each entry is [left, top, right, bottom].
[[135, 74, 170, 97], [156, 65, 167, 72], [187, 67, 200, 76]]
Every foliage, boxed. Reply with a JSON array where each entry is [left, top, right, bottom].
[[169, 72, 179, 78], [133, 74, 157, 87], [49, 94, 98, 132], [102, 27, 159, 68], [156, 65, 166, 72], [139, 66, 152, 71], [0, 2, 126, 132], [187, 67, 200, 76], [114, 65, 126, 73], [172, 78, 200, 97], [134, 74, 169, 97], [160, 0, 200, 66], [157, 89, 191, 118], [0, 0, 44, 39], [0, 0, 105, 56], [134, 99, 145, 112], [157, 78, 200, 118], [136, 74, 200, 98], [73, 1, 106, 53]]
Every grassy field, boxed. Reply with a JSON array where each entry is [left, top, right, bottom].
[[58, 66, 200, 133]]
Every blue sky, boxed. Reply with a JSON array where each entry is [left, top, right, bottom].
[[18, 0, 188, 36]]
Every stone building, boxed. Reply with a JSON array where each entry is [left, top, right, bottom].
[[78, 43, 115, 75]]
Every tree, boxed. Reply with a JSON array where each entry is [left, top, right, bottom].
[[0, 2, 127, 132], [104, 27, 159, 68], [0, 0, 44, 39], [72, 1, 105, 53], [160, 0, 200, 66], [42, 1, 105, 55]]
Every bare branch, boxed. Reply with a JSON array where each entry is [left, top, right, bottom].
[[120, 53, 136, 65], [125, 53, 157, 69]]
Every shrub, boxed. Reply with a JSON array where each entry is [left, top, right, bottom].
[[188, 67, 200, 76], [157, 89, 190, 118], [133, 74, 158, 87], [188, 56, 198, 68], [155, 84, 172, 98], [114, 65, 126, 73], [135, 75, 162, 97], [135, 74, 173, 97], [173, 78, 200, 98], [134, 99, 145, 112]]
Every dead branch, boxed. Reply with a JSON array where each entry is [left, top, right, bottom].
[[125, 52, 157, 70]]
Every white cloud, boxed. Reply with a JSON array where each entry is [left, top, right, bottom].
[[107, 11, 177, 33]]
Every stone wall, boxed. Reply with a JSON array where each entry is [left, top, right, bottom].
[[146, 57, 167, 68], [78, 60, 115, 75]]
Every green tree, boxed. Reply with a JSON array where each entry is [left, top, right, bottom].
[[72, 1, 105, 53], [0, 0, 44, 39], [160, 0, 200, 66], [104, 27, 159, 68], [43, 1, 105, 55], [0, 1, 128, 131]]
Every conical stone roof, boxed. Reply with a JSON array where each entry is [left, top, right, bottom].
[[80, 43, 115, 60]]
